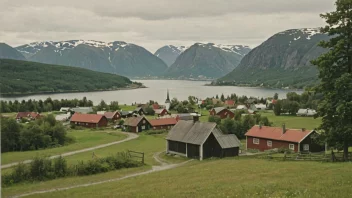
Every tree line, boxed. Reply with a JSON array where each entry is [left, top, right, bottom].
[[1, 114, 71, 153], [0, 97, 93, 113]]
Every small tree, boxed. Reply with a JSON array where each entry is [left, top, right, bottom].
[[208, 115, 221, 125], [273, 100, 282, 116], [145, 107, 155, 115]]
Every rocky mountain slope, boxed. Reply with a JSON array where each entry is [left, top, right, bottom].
[[164, 43, 251, 79], [217, 28, 329, 88], [154, 45, 187, 67], [16, 40, 168, 77], [0, 43, 26, 60]]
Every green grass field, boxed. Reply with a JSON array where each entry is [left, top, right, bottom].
[[1, 129, 127, 165], [24, 158, 352, 198]]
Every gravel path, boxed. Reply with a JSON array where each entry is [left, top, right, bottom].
[[11, 152, 192, 198], [1, 132, 138, 169]]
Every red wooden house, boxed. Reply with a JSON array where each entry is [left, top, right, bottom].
[[70, 113, 108, 128], [16, 112, 41, 120], [209, 107, 234, 119], [103, 111, 121, 122], [155, 108, 168, 117], [123, 116, 151, 133], [245, 125, 324, 152], [224, 100, 235, 107], [150, 118, 177, 130]]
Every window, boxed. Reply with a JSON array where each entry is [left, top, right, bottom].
[[142, 125, 146, 130], [224, 112, 228, 115], [143, 120, 146, 124], [75, 122, 77, 124], [86, 123, 88, 126], [303, 144, 309, 151], [253, 138, 259, 144], [153, 127, 156, 129], [267, 140, 272, 147], [289, 144, 295, 150]]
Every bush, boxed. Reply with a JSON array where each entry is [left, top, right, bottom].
[[145, 130, 167, 135], [278, 147, 292, 154]]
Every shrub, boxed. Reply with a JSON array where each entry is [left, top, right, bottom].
[[145, 130, 167, 135], [53, 156, 68, 177], [278, 147, 292, 154]]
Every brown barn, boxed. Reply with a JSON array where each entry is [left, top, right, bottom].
[[166, 119, 240, 160], [209, 107, 234, 119], [245, 125, 324, 152], [123, 116, 151, 133], [104, 111, 121, 121], [150, 118, 177, 130], [155, 108, 168, 117], [16, 112, 41, 120], [70, 113, 108, 128]]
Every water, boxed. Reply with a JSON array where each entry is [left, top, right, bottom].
[[0, 80, 302, 105]]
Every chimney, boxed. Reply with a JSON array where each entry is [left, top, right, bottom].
[[282, 124, 286, 134], [190, 113, 200, 123]]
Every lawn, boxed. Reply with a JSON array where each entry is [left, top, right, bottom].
[[1, 129, 127, 165], [31, 158, 352, 198], [120, 104, 137, 111], [260, 111, 322, 130]]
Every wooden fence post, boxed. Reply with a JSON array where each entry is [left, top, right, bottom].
[[283, 151, 287, 161], [142, 152, 145, 164]]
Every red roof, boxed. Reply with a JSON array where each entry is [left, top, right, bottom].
[[104, 111, 119, 119], [225, 100, 235, 106], [70, 113, 105, 123], [152, 104, 160, 109], [150, 118, 177, 126], [245, 125, 313, 143], [16, 112, 40, 119]]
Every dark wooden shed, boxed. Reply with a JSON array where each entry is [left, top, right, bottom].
[[166, 120, 240, 160]]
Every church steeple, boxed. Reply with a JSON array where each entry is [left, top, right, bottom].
[[165, 89, 170, 103]]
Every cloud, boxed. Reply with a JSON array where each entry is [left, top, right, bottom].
[[0, 0, 335, 52]]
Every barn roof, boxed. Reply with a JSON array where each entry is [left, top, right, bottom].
[[104, 111, 119, 119], [212, 107, 225, 114], [245, 125, 314, 143], [212, 128, 241, 148], [150, 118, 177, 126], [70, 113, 105, 123], [16, 112, 40, 119], [124, 116, 149, 127]]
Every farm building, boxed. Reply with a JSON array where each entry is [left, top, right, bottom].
[[16, 112, 41, 120], [55, 112, 71, 122], [120, 111, 133, 118], [59, 107, 71, 112], [209, 107, 234, 119], [150, 118, 177, 130], [236, 105, 247, 110], [70, 113, 108, 128], [297, 109, 317, 117], [224, 100, 235, 107], [166, 119, 241, 160], [133, 107, 145, 115], [254, 103, 266, 110], [123, 116, 151, 132], [103, 111, 121, 121], [245, 125, 324, 152], [71, 107, 93, 114], [155, 108, 168, 117]]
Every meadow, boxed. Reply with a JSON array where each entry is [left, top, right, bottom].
[[1, 129, 127, 165]]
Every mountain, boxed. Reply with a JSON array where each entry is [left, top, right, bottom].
[[154, 45, 187, 67], [0, 43, 26, 60], [163, 43, 251, 79], [217, 28, 329, 89], [0, 59, 143, 96], [16, 40, 168, 77]]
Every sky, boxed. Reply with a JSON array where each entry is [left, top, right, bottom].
[[0, 0, 335, 53]]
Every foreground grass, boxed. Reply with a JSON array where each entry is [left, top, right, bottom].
[[1, 129, 127, 165], [34, 158, 352, 198]]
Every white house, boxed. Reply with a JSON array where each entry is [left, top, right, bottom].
[[236, 105, 247, 110], [60, 107, 71, 112], [255, 103, 266, 110]]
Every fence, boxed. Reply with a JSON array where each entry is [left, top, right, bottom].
[[264, 151, 352, 162], [127, 150, 145, 164]]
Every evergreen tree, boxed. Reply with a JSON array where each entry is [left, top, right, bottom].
[[273, 93, 279, 100], [220, 94, 225, 102], [311, 0, 352, 160]]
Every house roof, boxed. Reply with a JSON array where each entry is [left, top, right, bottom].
[[150, 118, 177, 126], [236, 105, 247, 110], [245, 125, 314, 143], [212, 128, 241, 148], [212, 107, 225, 114], [71, 107, 93, 113], [225, 100, 235, 106], [120, 111, 132, 116], [134, 107, 143, 112], [124, 116, 148, 127], [155, 108, 167, 114], [70, 113, 105, 123], [104, 111, 119, 119], [152, 104, 160, 109], [16, 112, 40, 119], [167, 121, 240, 148]]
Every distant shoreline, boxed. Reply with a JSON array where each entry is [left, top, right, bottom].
[[205, 83, 304, 91], [0, 86, 147, 98]]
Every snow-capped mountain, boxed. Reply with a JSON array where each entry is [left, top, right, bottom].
[[154, 45, 188, 67], [219, 28, 329, 88], [163, 42, 251, 79], [16, 40, 168, 77]]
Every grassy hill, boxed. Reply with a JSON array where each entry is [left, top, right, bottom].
[[0, 59, 142, 96]]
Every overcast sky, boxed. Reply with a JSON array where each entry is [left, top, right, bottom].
[[0, 0, 335, 53]]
